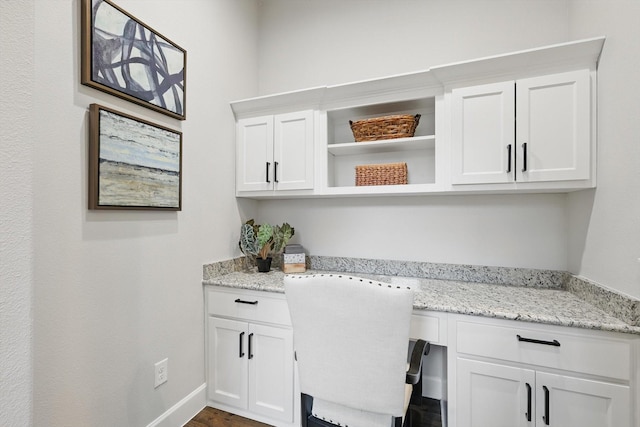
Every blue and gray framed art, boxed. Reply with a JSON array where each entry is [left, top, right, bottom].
[[88, 104, 182, 210], [82, 0, 186, 120]]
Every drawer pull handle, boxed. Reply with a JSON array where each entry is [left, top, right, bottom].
[[248, 333, 254, 359], [521, 142, 528, 172], [517, 335, 560, 347], [525, 382, 532, 422], [543, 385, 550, 425], [235, 298, 259, 305], [507, 144, 512, 173], [239, 332, 245, 358]]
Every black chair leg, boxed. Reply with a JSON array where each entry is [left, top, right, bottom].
[[301, 393, 313, 427]]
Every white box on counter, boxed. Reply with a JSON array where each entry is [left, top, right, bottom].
[[283, 251, 305, 273]]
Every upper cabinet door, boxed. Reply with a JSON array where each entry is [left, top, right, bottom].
[[516, 69, 591, 183], [273, 110, 314, 191], [237, 116, 274, 192], [451, 81, 516, 184]]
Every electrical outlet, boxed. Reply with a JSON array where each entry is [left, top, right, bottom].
[[154, 358, 168, 388]]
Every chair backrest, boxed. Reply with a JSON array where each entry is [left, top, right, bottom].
[[284, 273, 415, 417]]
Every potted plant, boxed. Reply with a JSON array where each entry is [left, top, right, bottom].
[[239, 219, 295, 272]]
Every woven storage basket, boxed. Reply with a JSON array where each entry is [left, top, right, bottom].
[[350, 114, 421, 142], [355, 162, 408, 186]]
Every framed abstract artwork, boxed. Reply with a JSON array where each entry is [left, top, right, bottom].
[[89, 104, 182, 210], [81, 0, 187, 120]]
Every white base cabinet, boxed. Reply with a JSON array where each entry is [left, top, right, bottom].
[[204, 287, 638, 427], [206, 288, 296, 426], [457, 358, 631, 427], [535, 370, 630, 427], [450, 315, 635, 427]]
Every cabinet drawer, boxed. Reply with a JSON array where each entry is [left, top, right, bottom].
[[410, 311, 446, 346], [456, 319, 632, 381], [207, 288, 291, 326]]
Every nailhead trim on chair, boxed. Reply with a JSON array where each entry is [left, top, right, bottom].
[[286, 273, 411, 291], [312, 413, 347, 427]]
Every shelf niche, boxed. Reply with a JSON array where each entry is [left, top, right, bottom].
[[326, 97, 436, 189]]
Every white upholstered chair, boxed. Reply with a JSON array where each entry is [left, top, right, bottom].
[[284, 273, 429, 427]]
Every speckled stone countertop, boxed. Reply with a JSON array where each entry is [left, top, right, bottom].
[[202, 257, 640, 335]]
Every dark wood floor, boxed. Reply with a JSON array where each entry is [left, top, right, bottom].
[[185, 406, 269, 427], [186, 398, 441, 427]]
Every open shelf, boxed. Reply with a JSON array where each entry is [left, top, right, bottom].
[[327, 145, 436, 188], [328, 135, 435, 156], [326, 98, 437, 190], [322, 182, 442, 196], [327, 98, 436, 145]]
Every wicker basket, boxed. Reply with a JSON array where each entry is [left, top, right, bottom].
[[355, 162, 408, 186], [350, 114, 421, 142]]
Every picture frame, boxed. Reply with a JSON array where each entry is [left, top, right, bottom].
[[89, 104, 182, 210], [81, 0, 187, 120]]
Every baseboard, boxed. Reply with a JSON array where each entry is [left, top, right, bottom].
[[146, 383, 206, 427]]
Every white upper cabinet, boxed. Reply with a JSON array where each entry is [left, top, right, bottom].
[[236, 110, 314, 194], [451, 81, 516, 184], [236, 115, 274, 192], [451, 69, 592, 186], [516, 70, 591, 183], [231, 37, 604, 198], [273, 111, 314, 191]]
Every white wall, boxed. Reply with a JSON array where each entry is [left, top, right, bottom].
[[257, 0, 569, 94], [0, 1, 35, 426], [14, 1, 257, 426], [567, 0, 640, 298], [259, 194, 569, 270], [256, 0, 573, 271]]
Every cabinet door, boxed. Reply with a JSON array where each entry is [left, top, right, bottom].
[[535, 371, 631, 427], [208, 317, 248, 409], [451, 81, 515, 184], [273, 110, 314, 191], [516, 69, 591, 182], [247, 323, 294, 422], [457, 358, 535, 427], [237, 115, 274, 192]]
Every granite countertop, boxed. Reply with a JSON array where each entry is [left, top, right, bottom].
[[203, 268, 640, 335]]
